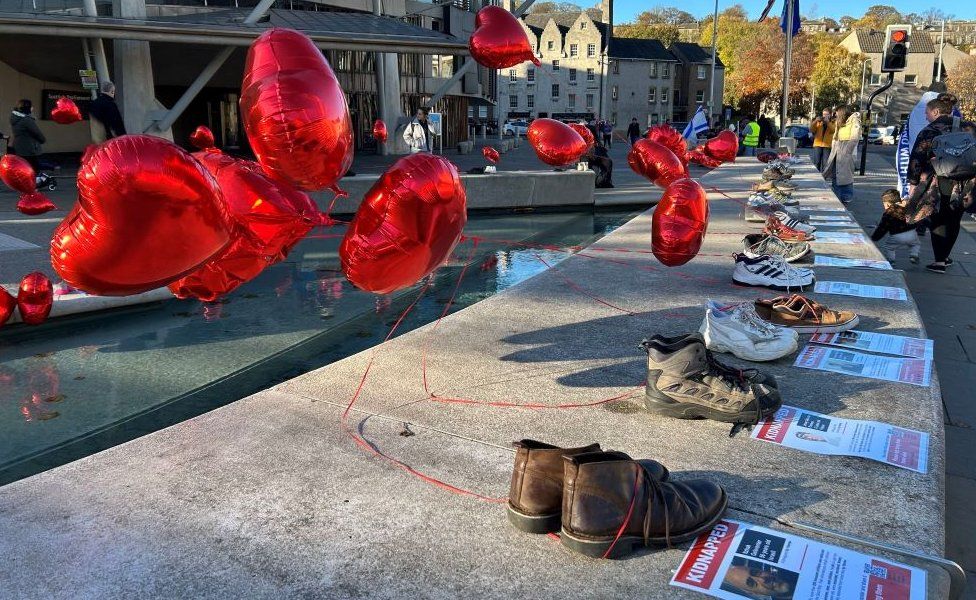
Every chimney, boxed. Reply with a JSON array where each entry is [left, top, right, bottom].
[[601, 0, 613, 36]]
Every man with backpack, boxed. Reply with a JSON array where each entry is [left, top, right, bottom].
[[906, 93, 976, 274]]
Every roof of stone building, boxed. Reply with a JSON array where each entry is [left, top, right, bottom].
[[523, 11, 610, 44], [853, 29, 935, 53], [607, 37, 676, 61], [669, 42, 724, 66]]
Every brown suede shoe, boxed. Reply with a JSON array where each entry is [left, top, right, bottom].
[[507, 440, 668, 534], [560, 451, 727, 558]]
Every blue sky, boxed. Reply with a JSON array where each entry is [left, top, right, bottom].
[[613, 0, 976, 23]]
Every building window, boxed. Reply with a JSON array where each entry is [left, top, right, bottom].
[[569, 68, 577, 82], [570, 43, 578, 57], [527, 68, 535, 82], [611, 111, 617, 125], [552, 84, 559, 98], [612, 60, 619, 74], [527, 94, 535, 108], [509, 95, 518, 108], [649, 62, 658, 78], [568, 93, 576, 108], [586, 68, 595, 82], [587, 43, 596, 57], [547, 40, 554, 51], [662, 64, 670, 78], [870, 73, 882, 85], [580, 21, 586, 29], [697, 65, 707, 79], [611, 85, 618, 100], [647, 87, 656, 103], [651, 113, 659, 124], [585, 93, 594, 109], [905, 74, 917, 86], [509, 69, 517, 82], [695, 89, 704, 103], [661, 88, 669, 103], [553, 60, 560, 71]]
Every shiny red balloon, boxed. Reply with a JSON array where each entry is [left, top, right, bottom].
[[686, 147, 722, 168], [628, 139, 686, 188], [702, 130, 739, 163], [50, 97, 82, 125], [51, 135, 233, 296], [1, 155, 57, 215], [0, 287, 15, 328], [469, 6, 540, 69], [652, 178, 709, 267], [373, 119, 388, 144], [168, 150, 321, 301], [483, 146, 500, 164], [340, 153, 467, 294], [17, 272, 53, 325], [527, 118, 588, 167], [646, 124, 688, 166], [241, 28, 354, 193], [568, 123, 595, 150], [189, 125, 216, 150], [757, 150, 778, 163]]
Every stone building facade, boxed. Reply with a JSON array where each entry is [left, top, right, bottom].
[[668, 41, 725, 123], [606, 38, 677, 128]]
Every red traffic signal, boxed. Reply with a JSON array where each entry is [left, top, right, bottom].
[[881, 25, 912, 73], [891, 29, 907, 43]]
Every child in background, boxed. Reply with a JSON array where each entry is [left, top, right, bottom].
[[871, 188, 921, 265]]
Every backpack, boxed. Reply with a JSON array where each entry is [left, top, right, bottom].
[[931, 117, 976, 181]]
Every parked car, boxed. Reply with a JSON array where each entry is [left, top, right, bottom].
[[868, 126, 896, 145], [784, 125, 813, 148], [503, 120, 529, 136]]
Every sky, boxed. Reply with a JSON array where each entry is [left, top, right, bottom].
[[613, 0, 976, 24]]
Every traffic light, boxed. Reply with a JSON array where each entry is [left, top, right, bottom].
[[881, 24, 912, 72]]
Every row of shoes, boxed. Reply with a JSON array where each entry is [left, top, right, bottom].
[[507, 439, 728, 559]]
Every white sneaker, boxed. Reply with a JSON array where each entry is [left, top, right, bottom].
[[699, 299, 799, 361], [732, 253, 815, 290], [772, 212, 816, 233]]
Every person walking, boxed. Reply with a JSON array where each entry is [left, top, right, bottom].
[[871, 189, 920, 265], [9, 99, 45, 173], [626, 117, 641, 146], [600, 120, 613, 149], [739, 115, 760, 156], [757, 114, 774, 148], [822, 105, 861, 204], [810, 107, 835, 171], [906, 93, 976, 274], [88, 81, 126, 143], [402, 107, 433, 154]]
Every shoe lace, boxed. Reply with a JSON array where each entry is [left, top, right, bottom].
[[703, 347, 749, 393], [602, 465, 675, 557], [730, 303, 778, 336]]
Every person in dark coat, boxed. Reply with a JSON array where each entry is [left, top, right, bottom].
[[626, 117, 641, 145], [585, 141, 614, 188], [88, 81, 127, 142], [9, 99, 46, 172]]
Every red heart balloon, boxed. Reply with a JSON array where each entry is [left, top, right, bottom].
[[51, 135, 234, 296], [168, 150, 320, 301], [646, 124, 688, 166], [50, 97, 82, 125], [469, 6, 540, 69], [652, 178, 709, 267], [340, 154, 467, 294], [373, 119, 388, 144], [527, 118, 588, 167], [628, 139, 686, 188], [189, 125, 216, 150], [0, 287, 15, 328], [1, 155, 57, 215], [241, 28, 354, 194], [568, 123, 595, 150], [17, 272, 53, 325], [702, 130, 738, 163], [757, 150, 778, 163], [482, 146, 500, 164], [686, 146, 723, 168]]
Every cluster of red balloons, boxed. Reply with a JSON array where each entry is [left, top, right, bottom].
[[686, 130, 738, 168], [628, 138, 687, 188], [0, 155, 57, 215], [0, 272, 53, 327], [646, 124, 688, 168], [527, 119, 588, 167]]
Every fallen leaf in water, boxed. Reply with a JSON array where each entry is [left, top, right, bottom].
[[43, 394, 65, 403], [37, 411, 60, 421]]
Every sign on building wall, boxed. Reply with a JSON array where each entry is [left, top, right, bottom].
[[428, 112, 443, 136], [79, 69, 98, 91], [40, 90, 91, 121]]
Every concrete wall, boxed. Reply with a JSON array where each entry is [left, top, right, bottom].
[[0, 59, 94, 153], [313, 170, 596, 215], [608, 58, 676, 128]]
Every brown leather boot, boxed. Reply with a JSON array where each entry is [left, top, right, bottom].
[[507, 440, 668, 534], [560, 451, 727, 558]]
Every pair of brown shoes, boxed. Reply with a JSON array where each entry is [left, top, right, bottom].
[[507, 440, 728, 559]]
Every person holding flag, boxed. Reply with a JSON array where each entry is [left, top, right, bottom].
[[682, 105, 709, 145]]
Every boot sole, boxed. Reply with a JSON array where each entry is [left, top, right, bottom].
[[644, 389, 779, 424], [559, 490, 729, 559], [507, 505, 561, 534]]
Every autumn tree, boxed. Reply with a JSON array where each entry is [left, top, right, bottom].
[[633, 7, 697, 24], [854, 5, 903, 30], [947, 55, 976, 120], [699, 5, 752, 104], [809, 35, 864, 112], [615, 23, 680, 46]]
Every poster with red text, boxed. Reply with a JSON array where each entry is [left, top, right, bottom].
[[670, 519, 927, 599]]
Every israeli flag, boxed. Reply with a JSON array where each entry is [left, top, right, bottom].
[[683, 106, 709, 142]]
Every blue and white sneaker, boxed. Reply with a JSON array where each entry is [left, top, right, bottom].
[[732, 253, 814, 290]]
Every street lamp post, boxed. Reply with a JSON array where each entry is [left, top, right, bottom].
[[859, 58, 872, 109]]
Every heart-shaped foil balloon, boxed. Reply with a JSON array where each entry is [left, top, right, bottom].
[[482, 146, 500, 164], [17, 272, 53, 325], [686, 147, 723, 168], [652, 178, 709, 267], [373, 119, 388, 144], [168, 150, 322, 301], [189, 125, 216, 150], [646, 124, 688, 167], [50, 135, 234, 296], [1, 155, 57, 216], [627, 139, 686, 188], [527, 118, 588, 167], [241, 28, 354, 194], [50, 97, 83, 125], [702, 130, 738, 163], [469, 6, 540, 69], [0, 287, 15, 328], [340, 153, 467, 294], [568, 123, 595, 150]]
